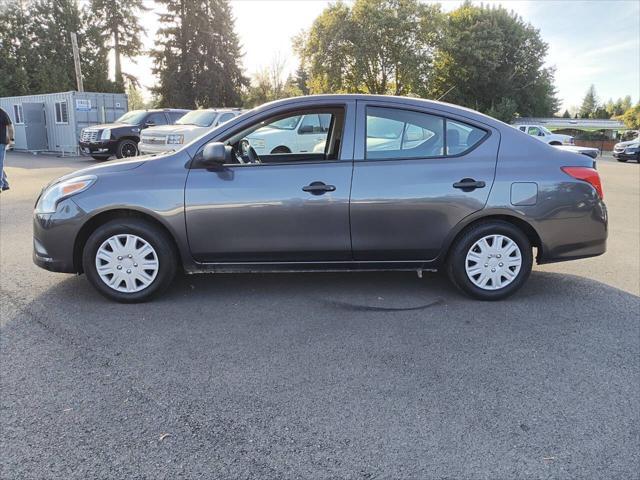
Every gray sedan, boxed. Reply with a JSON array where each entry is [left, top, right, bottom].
[[33, 95, 607, 302]]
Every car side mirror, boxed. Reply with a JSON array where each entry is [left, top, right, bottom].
[[299, 125, 314, 134], [202, 142, 228, 165]]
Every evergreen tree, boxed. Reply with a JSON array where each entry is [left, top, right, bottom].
[[562, 109, 571, 118], [294, 65, 310, 96], [579, 85, 598, 119], [152, 0, 247, 108], [0, 0, 31, 96], [90, 0, 147, 88]]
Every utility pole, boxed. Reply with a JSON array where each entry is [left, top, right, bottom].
[[70, 32, 84, 92]]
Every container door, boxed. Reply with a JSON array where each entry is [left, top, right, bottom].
[[23, 103, 48, 151]]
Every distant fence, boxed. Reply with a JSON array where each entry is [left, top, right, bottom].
[[575, 139, 617, 151]]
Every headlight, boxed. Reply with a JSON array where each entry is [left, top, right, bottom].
[[247, 138, 265, 149], [101, 128, 111, 140], [166, 134, 184, 145], [35, 175, 96, 214]]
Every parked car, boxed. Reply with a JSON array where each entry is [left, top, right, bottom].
[[555, 145, 599, 160], [139, 108, 243, 154], [514, 124, 574, 145], [79, 109, 190, 160], [246, 113, 331, 154], [34, 95, 607, 303], [613, 134, 640, 162]]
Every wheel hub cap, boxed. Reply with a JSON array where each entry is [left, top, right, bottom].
[[95, 234, 159, 293], [465, 234, 522, 291]]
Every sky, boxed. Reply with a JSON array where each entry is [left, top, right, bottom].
[[122, 0, 640, 112]]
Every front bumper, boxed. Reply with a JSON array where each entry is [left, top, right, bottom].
[[138, 142, 174, 155], [79, 140, 117, 156], [33, 198, 87, 274], [613, 150, 639, 160]]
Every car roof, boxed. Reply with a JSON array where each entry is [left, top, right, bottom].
[[252, 94, 507, 129]]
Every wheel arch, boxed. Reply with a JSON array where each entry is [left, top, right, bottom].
[[73, 208, 181, 273], [441, 212, 543, 265], [270, 145, 291, 154], [549, 140, 562, 146]]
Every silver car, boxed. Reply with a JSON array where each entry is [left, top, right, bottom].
[[33, 95, 607, 302]]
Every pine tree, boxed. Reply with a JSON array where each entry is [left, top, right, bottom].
[[152, 0, 247, 108], [579, 85, 598, 119], [293, 65, 310, 96], [0, 0, 31, 96], [90, 0, 147, 88], [562, 109, 571, 118]]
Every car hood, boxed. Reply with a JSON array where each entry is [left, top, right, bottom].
[[143, 124, 210, 135], [53, 157, 148, 185], [615, 139, 639, 148], [85, 123, 135, 130], [247, 127, 288, 139]]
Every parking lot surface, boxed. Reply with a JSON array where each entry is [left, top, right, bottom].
[[1, 152, 638, 479]]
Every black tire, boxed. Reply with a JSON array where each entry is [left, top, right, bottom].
[[446, 220, 533, 301], [116, 139, 139, 159], [82, 218, 177, 303], [91, 155, 110, 161], [549, 141, 562, 146], [271, 146, 291, 154], [616, 157, 628, 163]]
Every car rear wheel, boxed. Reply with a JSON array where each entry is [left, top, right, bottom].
[[82, 218, 177, 303], [91, 155, 110, 161], [616, 157, 628, 162], [447, 221, 533, 300], [116, 139, 139, 158]]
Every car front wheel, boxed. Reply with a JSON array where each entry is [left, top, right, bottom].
[[447, 221, 533, 300], [116, 139, 139, 158], [82, 218, 177, 302]]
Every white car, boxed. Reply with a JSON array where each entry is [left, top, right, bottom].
[[139, 109, 243, 154], [515, 124, 574, 146], [246, 114, 331, 154]]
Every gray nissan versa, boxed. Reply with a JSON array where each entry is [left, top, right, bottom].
[[33, 95, 607, 302]]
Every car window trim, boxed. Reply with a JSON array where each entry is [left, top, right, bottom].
[[194, 105, 350, 168], [355, 100, 492, 162], [363, 105, 489, 161]]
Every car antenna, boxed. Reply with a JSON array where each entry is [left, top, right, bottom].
[[436, 86, 455, 102]]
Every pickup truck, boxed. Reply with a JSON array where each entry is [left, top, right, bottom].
[[139, 109, 243, 154], [514, 124, 574, 146], [79, 109, 189, 160], [246, 113, 331, 154]]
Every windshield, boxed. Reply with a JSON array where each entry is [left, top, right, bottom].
[[176, 110, 217, 127], [265, 116, 301, 130], [115, 111, 147, 125], [540, 126, 552, 135]]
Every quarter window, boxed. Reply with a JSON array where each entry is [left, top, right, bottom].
[[54, 101, 68, 124], [13, 104, 24, 124], [445, 119, 487, 155]]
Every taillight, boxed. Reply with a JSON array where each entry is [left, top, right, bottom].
[[561, 166, 604, 199]]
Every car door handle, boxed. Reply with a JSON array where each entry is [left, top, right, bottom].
[[302, 182, 336, 195], [452, 178, 486, 191]]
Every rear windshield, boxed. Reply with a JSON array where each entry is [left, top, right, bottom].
[[176, 110, 218, 127]]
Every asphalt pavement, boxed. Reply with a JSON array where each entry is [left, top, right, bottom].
[[1, 151, 638, 479]]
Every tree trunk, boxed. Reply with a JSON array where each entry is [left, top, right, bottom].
[[114, 29, 122, 85]]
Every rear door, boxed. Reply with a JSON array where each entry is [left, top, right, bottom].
[[349, 100, 500, 261]]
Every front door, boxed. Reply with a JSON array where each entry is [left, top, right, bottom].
[[185, 105, 355, 263], [23, 103, 48, 151], [349, 101, 499, 261]]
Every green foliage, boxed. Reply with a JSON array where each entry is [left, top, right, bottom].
[[89, 0, 147, 87], [562, 109, 571, 118], [618, 103, 640, 130], [0, 0, 118, 96], [152, 0, 247, 108], [430, 2, 558, 120], [486, 98, 518, 123], [294, 0, 444, 95]]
